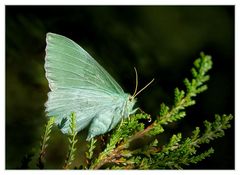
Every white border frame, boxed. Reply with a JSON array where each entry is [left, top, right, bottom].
[[1, 1, 238, 175]]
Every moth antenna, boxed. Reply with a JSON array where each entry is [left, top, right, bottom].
[[132, 67, 138, 97], [132, 78, 154, 98]]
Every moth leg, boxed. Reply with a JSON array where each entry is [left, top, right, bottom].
[[117, 118, 124, 130], [127, 114, 131, 121], [130, 107, 138, 115], [138, 108, 146, 114], [125, 107, 138, 122]]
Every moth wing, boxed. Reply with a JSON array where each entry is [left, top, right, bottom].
[[45, 32, 124, 94], [45, 88, 125, 133]]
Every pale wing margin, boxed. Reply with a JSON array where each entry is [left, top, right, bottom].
[[45, 88, 125, 133], [45, 32, 124, 94]]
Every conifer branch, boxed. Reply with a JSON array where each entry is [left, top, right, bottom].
[[148, 114, 233, 169], [85, 138, 97, 169], [63, 113, 78, 169], [37, 117, 55, 169], [96, 114, 232, 169]]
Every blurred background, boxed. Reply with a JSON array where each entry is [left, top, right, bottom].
[[6, 6, 234, 169]]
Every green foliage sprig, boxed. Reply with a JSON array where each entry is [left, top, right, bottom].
[[63, 112, 78, 169], [85, 138, 97, 168], [90, 113, 232, 169], [147, 114, 233, 169], [37, 117, 55, 169], [150, 52, 212, 135]]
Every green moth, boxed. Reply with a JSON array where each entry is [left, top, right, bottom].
[[44, 33, 153, 140]]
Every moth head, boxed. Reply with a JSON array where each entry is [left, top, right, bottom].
[[128, 95, 137, 104], [127, 95, 137, 114]]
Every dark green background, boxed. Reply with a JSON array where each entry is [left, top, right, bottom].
[[6, 6, 234, 169]]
